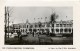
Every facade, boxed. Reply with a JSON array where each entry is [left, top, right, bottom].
[[19, 22, 31, 35], [10, 20, 73, 36], [53, 20, 73, 34]]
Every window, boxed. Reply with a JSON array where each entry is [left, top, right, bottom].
[[56, 29, 59, 32], [64, 29, 68, 32], [69, 29, 71, 32], [64, 24, 66, 27], [67, 24, 69, 27], [27, 25, 28, 28], [67, 24, 72, 27], [51, 29, 54, 32], [56, 24, 59, 27], [60, 29, 63, 32], [45, 29, 49, 32], [29, 29, 32, 32], [60, 24, 63, 27], [70, 24, 72, 27], [33, 29, 36, 32]]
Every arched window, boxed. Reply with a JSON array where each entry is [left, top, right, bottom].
[[60, 29, 63, 32], [69, 28, 71, 32], [64, 29, 68, 32], [56, 24, 59, 27], [29, 29, 32, 32], [56, 29, 59, 32], [51, 29, 54, 32]]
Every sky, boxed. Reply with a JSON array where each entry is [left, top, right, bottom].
[[9, 7, 73, 24]]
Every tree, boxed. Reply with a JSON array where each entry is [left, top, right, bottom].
[[50, 12, 58, 23], [50, 12, 58, 35], [5, 7, 13, 39]]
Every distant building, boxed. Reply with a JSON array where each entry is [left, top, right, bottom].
[[6, 26, 13, 33], [12, 24, 20, 33], [19, 20, 31, 35]]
